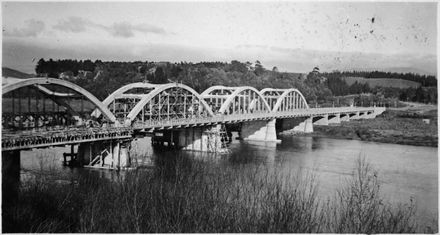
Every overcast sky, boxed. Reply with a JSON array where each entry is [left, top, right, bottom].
[[2, 1, 437, 75]]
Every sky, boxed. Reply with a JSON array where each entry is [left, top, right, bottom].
[[1, 1, 437, 75]]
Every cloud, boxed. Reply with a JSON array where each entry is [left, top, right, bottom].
[[52, 17, 167, 38], [3, 38, 435, 76], [135, 23, 166, 35], [4, 19, 45, 37], [108, 22, 134, 38], [53, 16, 90, 33], [106, 22, 166, 38]]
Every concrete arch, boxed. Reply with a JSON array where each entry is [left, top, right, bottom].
[[101, 82, 157, 106], [2, 77, 117, 123], [125, 83, 214, 124], [272, 88, 309, 111], [92, 82, 158, 117], [200, 85, 235, 96], [260, 88, 285, 96], [218, 86, 271, 114]]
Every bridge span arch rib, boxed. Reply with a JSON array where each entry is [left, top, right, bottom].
[[260, 88, 309, 112], [207, 86, 272, 115], [2, 77, 118, 124], [95, 82, 214, 125]]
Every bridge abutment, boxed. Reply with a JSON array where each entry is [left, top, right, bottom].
[[362, 111, 377, 119]]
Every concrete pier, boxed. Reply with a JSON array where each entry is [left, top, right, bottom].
[[78, 140, 132, 169], [328, 114, 341, 124], [290, 117, 314, 133], [241, 119, 279, 142], [313, 115, 329, 126]]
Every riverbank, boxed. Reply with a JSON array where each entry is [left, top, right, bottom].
[[281, 105, 438, 147]]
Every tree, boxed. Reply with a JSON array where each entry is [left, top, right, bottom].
[[153, 67, 167, 84], [254, 60, 265, 76], [35, 58, 46, 75]]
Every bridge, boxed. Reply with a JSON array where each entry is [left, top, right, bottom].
[[2, 77, 385, 171]]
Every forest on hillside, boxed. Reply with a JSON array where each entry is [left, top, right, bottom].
[[321, 70, 437, 87], [34, 59, 437, 105]]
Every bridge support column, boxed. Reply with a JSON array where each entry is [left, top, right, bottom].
[[350, 111, 361, 120], [240, 119, 280, 142], [340, 114, 350, 122], [362, 112, 376, 119], [2, 150, 20, 205], [313, 115, 329, 126], [78, 140, 132, 170], [288, 117, 313, 133], [328, 114, 341, 124], [152, 130, 179, 148], [176, 125, 227, 153]]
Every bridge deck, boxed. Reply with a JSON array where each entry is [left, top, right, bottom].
[[1, 107, 383, 151]]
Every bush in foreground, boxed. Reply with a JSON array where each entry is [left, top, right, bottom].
[[3, 155, 434, 233]]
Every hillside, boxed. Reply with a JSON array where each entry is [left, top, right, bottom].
[[342, 77, 421, 89], [2, 67, 35, 79], [28, 59, 437, 104]]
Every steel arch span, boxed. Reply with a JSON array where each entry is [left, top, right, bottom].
[[95, 82, 214, 125], [2, 77, 118, 129], [202, 86, 271, 115], [260, 88, 309, 112]]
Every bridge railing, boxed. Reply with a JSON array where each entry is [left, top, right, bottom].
[[2, 126, 133, 151]]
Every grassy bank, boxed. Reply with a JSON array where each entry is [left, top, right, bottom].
[[282, 107, 438, 147], [3, 155, 436, 233]]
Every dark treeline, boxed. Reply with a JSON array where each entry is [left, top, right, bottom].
[[325, 77, 371, 96], [325, 77, 437, 104], [35, 59, 325, 102], [34, 59, 437, 104], [36, 59, 97, 78], [321, 70, 437, 87]]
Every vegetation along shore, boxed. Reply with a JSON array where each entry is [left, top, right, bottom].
[[282, 103, 438, 147]]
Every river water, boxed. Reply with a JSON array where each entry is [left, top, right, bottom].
[[20, 134, 438, 227]]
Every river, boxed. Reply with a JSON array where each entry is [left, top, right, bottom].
[[20, 134, 438, 228]]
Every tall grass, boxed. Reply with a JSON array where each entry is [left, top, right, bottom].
[[3, 154, 434, 233]]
